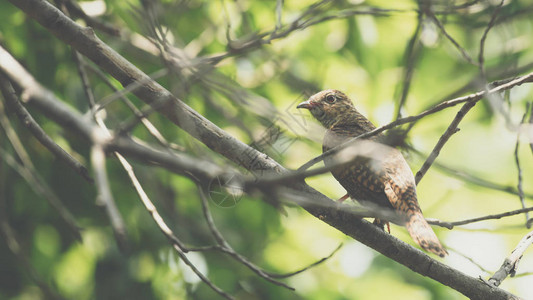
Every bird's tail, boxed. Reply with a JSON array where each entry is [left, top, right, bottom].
[[405, 212, 448, 257]]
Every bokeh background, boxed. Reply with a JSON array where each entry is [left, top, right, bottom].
[[1, 0, 533, 299]]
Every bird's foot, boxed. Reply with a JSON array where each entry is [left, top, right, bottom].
[[373, 219, 391, 233], [338, 193, 350, 202]]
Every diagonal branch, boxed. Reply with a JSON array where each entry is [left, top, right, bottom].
[[0, 72, 93, 182], [488, 230, 533, 287], [197, 187, 296, 291], [428, 206, 533, 229], [415, 100, 476, 184], [514, 103, 531, 228], [90, 145, 128, 250]]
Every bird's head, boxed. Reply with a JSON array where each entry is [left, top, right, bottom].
[[297, 89, 356, 129]]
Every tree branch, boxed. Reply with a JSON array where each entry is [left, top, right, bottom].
[[488, 230, 533, 287], [0, 71, 93, 182]]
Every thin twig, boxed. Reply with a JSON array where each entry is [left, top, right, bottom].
[[113, 150, 236, 299], [426, 10, 476, 65], [172, 244, 235, 300], [91, 145, 128, 250], [61, 0, 121, 36], [0, 96, 82, 240], [0, 73, 93, 182], [410, 146, 533, 200], [204, 2, 403, 65], [395, 9, 423, 120], [427, 206, 533, 229], [70, 39, 130, 250], [265, 243, 343, 279], [415, 100, 476, 184], [82, 61, 184, 152], [0, 147, 83, 241], [117, 154, 187, 248], [514, 103, 531, 228], [446, 245, 492, 275], [197, 186, 296, 291], [478, 0, 505, 78]]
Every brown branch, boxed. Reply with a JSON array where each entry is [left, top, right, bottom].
[[426, 9, 476, 65], [446, 245, 492, 275], [0, 71, 93, 182], [0, 85, 82, 240], [0, 147, 83, 241], [60, 0, 121, 36], [197, 187, 295, 291], [265, 243, 343, 279], [204, 2, 402, 65], [395, 9, 423, 120], [427, 206, 533, 229], [415, 100, 476, 184], [488, 230, 533, 287], [171, 243, 236, 300], [410, 147, 533, 200], [114, 149, 234, 299], [5, 1, 525, 298], [478, 0, 505, 78], [514, 103, 531, 228]]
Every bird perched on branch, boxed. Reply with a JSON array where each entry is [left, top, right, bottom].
[[297, 89, 447, 257]]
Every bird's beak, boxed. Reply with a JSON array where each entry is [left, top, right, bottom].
[[297, 99, 313, 109]]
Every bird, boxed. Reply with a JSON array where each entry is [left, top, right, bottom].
[[297, 89, 447, 257]]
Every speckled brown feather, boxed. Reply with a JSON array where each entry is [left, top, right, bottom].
[[298, 89, 447, 257]]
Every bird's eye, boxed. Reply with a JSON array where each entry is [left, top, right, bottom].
[[325, 94, 336, 103]]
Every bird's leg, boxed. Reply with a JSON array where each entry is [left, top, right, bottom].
[[338, 193, 350, 202], [373, 219, 391, 233]]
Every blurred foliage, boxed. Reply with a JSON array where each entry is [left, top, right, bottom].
[[1, 0, 533, 299]]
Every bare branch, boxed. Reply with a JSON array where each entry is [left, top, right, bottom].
[[0, 147, 82, 240], [410, 147, 533, 200], [426, 9, 476, 65], [197, 187, 296, 291], [478, 0, 505, 78], [514, 103, 531, 228], [0, 72, 93, 182], [446, 245, 492, 275], [395, 9, 423, 120], [91, 145, 128, 250], [266, 243, 343, 279], [174, 243, 236, 300], [488, 230, 533, 287], [0, 87, 82, 240], [113, 148, 235, 299], [427, 206, 533, 229], [415, 100, 476, 184]]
